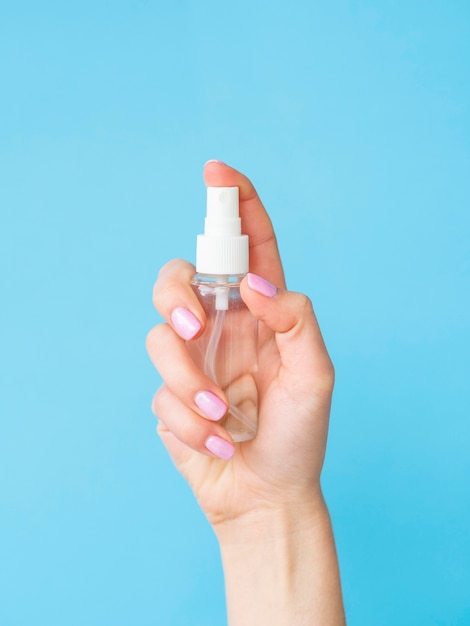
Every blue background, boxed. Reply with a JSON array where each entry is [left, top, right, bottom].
[[1, 1, 469, 624]]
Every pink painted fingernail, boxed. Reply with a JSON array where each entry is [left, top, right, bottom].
[[205, 159, 227, 166], [247, 273, 277, 297], [170, 307, 202, 340], [205, 435, 235, 460], [195, 391, 227, 421]]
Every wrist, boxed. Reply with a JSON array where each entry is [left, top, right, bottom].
[[213, 486, 327, 547], [215, 489, 345, 626]]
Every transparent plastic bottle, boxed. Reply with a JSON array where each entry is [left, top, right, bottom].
[[189, 186, 259, 442], [189, 274, 258, 442]]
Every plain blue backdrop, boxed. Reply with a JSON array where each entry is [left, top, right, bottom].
[[1, 1, 469, 624]]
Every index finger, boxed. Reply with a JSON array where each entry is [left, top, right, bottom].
[[204, 161, 286, 289], [153, 258, 206, 340]]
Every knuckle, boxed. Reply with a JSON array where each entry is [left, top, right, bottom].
[[152, 278, 168, 308], [151, 385, 168, 417], [288, 292, 314, 318], [145, 325, 160, 352], [156, 421, 168, 439], [145, 323, 174, 357], [283, 292, 314, 335], [299, 293, 314, 314], [316, 359, 335, 396], [156, 258, 186, 282], [153, 258, 195, 307], [151, 392, 161, 417], [145, 327, 156, 351]]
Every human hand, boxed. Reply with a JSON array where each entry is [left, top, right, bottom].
[[146, 161, 335, 531]]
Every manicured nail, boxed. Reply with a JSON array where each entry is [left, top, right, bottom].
[[205, 159, 227, 167], [170, 307, 202, 340], [205, 435, 235, 460], [195, 391, 227, 421], [247, 273, 277, 297]]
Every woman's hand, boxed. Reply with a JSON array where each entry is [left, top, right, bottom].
[[147, 161, 345, 625], [146, 160, 335, 530]]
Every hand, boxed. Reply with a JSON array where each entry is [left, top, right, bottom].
[[146, 161, 335, 530]]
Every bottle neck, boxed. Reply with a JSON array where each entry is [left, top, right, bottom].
[[192, 273, 245, 310], [194, 273, 245, 285]]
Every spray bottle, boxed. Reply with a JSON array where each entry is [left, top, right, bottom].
[[188, 186, 258, 442]]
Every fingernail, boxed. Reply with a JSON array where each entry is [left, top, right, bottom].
[[247, 273, 277, 297], [195, 391, 227, 421], [205, 435, 235, 460], [205, 159, 227, 166], [170, 307, 202, 340]]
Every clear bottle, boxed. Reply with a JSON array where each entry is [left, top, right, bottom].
[[188, 187, 258, 442]]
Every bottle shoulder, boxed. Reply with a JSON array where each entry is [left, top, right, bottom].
[[191, 274, 246, 310], [192, 273, 245, 287]]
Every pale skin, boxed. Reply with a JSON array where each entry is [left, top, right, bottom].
[[146, 160, 346, 625]]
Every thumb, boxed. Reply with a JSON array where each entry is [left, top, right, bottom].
[[240, 273, 335, 401]]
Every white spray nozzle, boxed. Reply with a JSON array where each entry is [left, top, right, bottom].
[[205, 187, 241, 236], [196, 186, 249, 277]]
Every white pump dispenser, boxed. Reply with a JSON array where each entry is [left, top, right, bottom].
[[196, 187, 249, 276], [189, 185, 259, 443]]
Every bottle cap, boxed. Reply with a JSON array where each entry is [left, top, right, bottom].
[[196, 187, 249, 275]]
